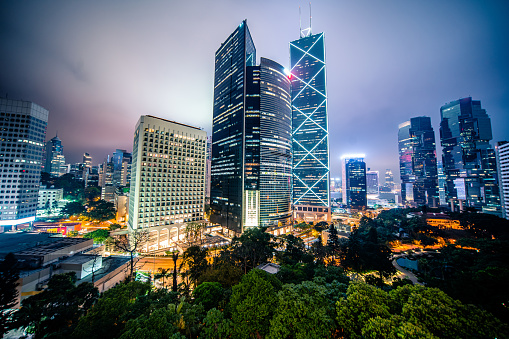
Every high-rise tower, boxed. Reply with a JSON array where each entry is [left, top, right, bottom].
[[496, 141, 509, 219], [290, 25, 330, 221], [341, 155, 367, 209], [440, 97, 500, 215], [398, 116, 439, 207], [210, 20, 256, 233], [211, 21, 292, 232], [0, 98, 48, 228], [44, 134, 65, 177]]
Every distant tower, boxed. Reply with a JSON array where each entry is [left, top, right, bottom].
[[290, 12, 330, 222], [398, 117, 439, 207], [0, 98, 48, 228], [205, 136, 212, 199], [366, 170, 380, 195], [440, 97, 500, 215], [342, 155, 367, 209], [44, 134, 66, 177]]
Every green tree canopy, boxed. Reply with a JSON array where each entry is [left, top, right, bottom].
[[0, 253, 19, 337], [83, 229, 109, 243]]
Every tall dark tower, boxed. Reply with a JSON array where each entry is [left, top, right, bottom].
[[398, 116, 439, 207], [290, 19, 330, 222], [440, 97, 500, 215], [210, 20, 255, 233], [210, 22, 292, 233]]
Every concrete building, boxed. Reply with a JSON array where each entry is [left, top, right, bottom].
[[128, 115, 206, 250], [37, 186, 64, 213], [0, 98, 48, 229]]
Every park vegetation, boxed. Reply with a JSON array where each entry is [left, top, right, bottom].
[[1, 209, 509, 338]]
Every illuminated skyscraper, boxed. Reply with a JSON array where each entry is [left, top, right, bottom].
[[210, 21, 292, 232], [290, 27, 330, 221], [0, 98, 48, 228], [440, 97, 500, 215], [341, 155, 367, 209], [44, 134, 66, 177], [366, 170, 379, 195], [210, 20, 256, 233], [398, 117, 439, 207]]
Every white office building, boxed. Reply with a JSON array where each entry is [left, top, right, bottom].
[[128, 116, 206, 249], [0, 98, 48, 228]]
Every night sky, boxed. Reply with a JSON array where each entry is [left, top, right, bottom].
[[1, 0, 508, 182]]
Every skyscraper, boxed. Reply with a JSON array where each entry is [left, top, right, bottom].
[[0, 98, 48, 228], [44, 134, 66, 177], [383, 169, 395, 192], [210, 20, 255, 233], [341, 155, 367, 209], [290, 27, 330, 221], [398, 117, 439, 207], [112, 149, 132, 187], [437, 160, 447, 206], [440, 97, 500, 215], [366, 170, 380, 195], [495, 141, 509, 219], [128, 115, 206, 235], [244, 57, 292, 228]]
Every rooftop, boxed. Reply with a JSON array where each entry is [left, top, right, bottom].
[[0, 232, 62, 258]]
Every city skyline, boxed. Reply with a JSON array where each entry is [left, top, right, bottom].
[[1, 0, 508, 181]]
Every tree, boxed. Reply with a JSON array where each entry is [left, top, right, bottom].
[[201, 308, 233, 339], [172, 251, 179, 292], [276, 234, 312, 266], [193, 282, 225, 311], [85, 199, 116, 222], [12, 272, 98, 338], [72, 281, 153, 339], [269, 281, 334, 339], [327, 223, 341, 259], [0, 253, 19, 337], [112, 229, 149, 281], [230, 227, 275, 273], [154, 268, 172, 288], [61, 201, 86, 218], [108, 223, 122, 231], [180, 246, 209, 287], [84, 186, 101, 202], [229, 269, 281, 338], [83, 229, 110, 244]]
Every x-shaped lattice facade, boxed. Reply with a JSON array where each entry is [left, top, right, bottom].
[[290, 33, 330, 207]]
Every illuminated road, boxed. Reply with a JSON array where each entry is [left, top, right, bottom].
[[137, 257, 182, 272]]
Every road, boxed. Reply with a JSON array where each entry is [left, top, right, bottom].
[[392, 258, 423, 285]]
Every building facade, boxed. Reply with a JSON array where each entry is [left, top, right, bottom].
[[398, 117, 439, 207], [128, 115, 206, 232], [0, 98, 48, 227], [44, 135, 66, 177], [37, 186, 64, 210], [366, 170, 379, 195], [244, 57, 292, 228], [112, 149, 132, 187], [290, 30, 330, 220], [210, 20, 256, 233], [210, 22, 292, 232], [440, 97, 500, 215], [341, 155, 367, 209], [205, 136, 212, 199], [496, 141, 509, 219]]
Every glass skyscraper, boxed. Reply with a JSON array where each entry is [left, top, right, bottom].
[[440, 97, 500, 215], [0, 98, 48, 228], [341, 156, 367, 209], [44, 134, 65, 177], [398, 116, 439, 207], [290, 31, 330, 218], [211, 22, 292, 232], [210, 20, 256, 233]]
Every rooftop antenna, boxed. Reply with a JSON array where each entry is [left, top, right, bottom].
[[309, 2, 312, 36], [299, 6, 302, 38]]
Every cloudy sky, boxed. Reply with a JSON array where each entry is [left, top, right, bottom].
[[1, 0, 508, 181]]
